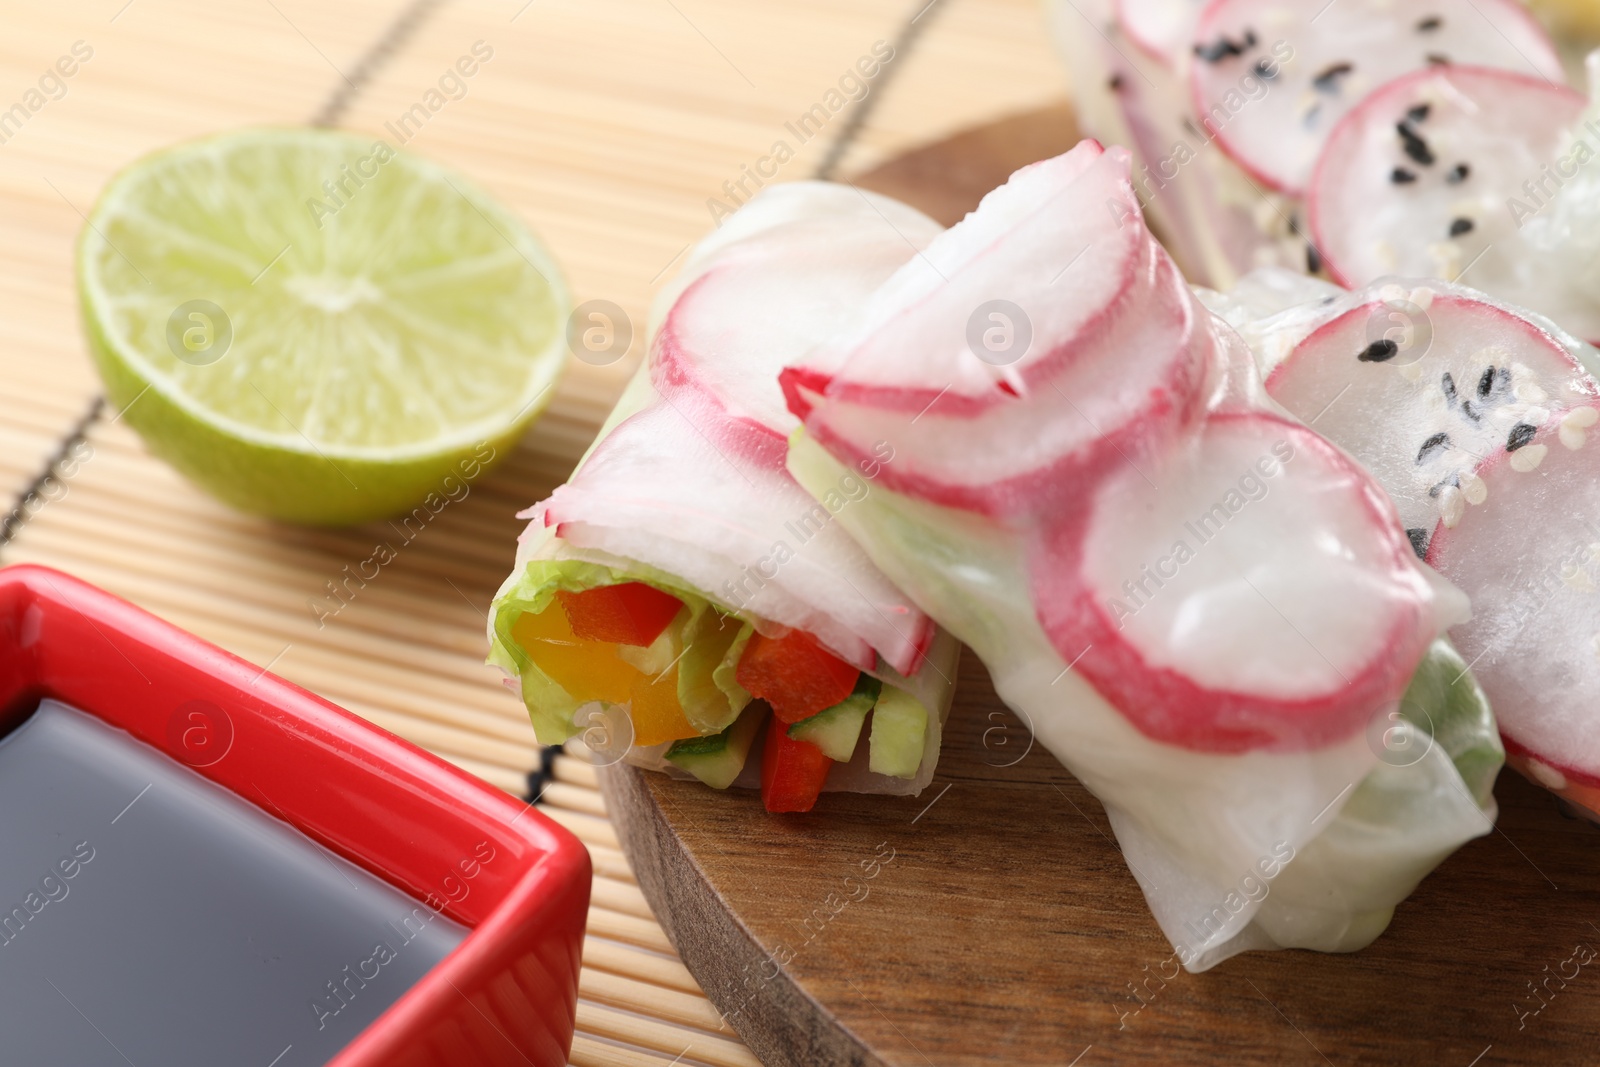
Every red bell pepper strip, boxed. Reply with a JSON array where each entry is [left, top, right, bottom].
[[736, 630, 859, 724], [556, 582, 683, 646], [761, 720, 832, 813]]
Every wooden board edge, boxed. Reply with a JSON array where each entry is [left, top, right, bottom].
[[596, 761, 880, 1067]]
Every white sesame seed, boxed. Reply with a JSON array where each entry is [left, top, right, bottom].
[[1568, 406, 1599, 428], [1510, 443, 1549, 472], [1439, 484, 1466, 527], [1528, 758, 1568, 790], [1460, 470, 1488, 505]]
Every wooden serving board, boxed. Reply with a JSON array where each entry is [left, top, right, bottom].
[[597, 108, 1600, 1067]]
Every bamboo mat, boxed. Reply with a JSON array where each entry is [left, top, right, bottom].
[[0, 1, 1069, 1063]]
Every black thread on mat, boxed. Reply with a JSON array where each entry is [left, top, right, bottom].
[[0, 397, 104, 552], [310, 0, 446, 128], [810, 0, 948, 181], [525, 745, 561, 804]]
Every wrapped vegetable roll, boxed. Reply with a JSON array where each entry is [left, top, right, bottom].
[[489, 184, 958, 813], [1207, 268, 1600, 821], [1043, 0, 1564, 289], [782, 142, 1501, 970]]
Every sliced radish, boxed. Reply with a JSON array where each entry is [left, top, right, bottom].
[[654, 187, 941, 452], [785, 144, 1211, 516], [1030, 413, 1437, 752], [1191, 0, 1563, 195], [802, 244, 1212, 516], [1425, 406, 1600, 794], [1267, 287, 1596, 548], [545, 390, 933, 678], [1117, 0, 1205, 65], [785, 142, 1154, 419], [1306, 65, 1593, 336]]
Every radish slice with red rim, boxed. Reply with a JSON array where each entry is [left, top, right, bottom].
[[1030, 413, 1439, 752], [1306, 65, 1593, 336], [787, 141, 1142, 418], [1190, 0, 1563, 195], [801, 240, 1212, 517], [1266, 287, 1596, 547], [1425, 406, 1600, 794], [654, 184, 941, 453], [788, 143, 1212, 516]]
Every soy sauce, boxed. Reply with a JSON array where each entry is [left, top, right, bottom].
[[0, 700, 465, 1066]]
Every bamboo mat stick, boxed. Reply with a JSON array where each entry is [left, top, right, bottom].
[[575, 1003, 762, 1067], [590, 875, 656, 922], [568, 1033, 700, 1067], [581, 938, 702, 996], [581, 969, 737, 1037]]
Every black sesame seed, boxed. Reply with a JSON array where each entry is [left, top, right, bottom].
[[1442, 371, 1459, 405], [1417, 432, 1450, 462], [1407, 103, 1431, 123], [1497, 366, 1511, 391], [1417, 15, 1442, 31], [1477, 366, 1495, 398], [1462, 400, 1481, 422], [1253, 58, 1278, 80], [1449, 217, 1475, 237], [1427, 474, 1460, 498], [1447, 162, 1470, 183], [1359, 339, 1399, 362], [1306, 243, 1322, 274], [1391, 167, 1417, 184], [1195, 33, 1252, 62], [1427, 52, 1451, 65], [1397, 123, 1435, 166], [1406, 527, 1430, 559], [1313, 62, 1355, 94], [1507, 422, 1538, 451]]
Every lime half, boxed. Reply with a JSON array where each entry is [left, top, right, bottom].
[[78, 128, 569, 525]]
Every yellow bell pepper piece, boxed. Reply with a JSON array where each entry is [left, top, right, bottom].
[[513, 598, 701, 746], [512, 601, 639, 705], [628, 664, 700, 747]]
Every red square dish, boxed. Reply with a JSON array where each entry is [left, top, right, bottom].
[[0, 564, 589, 1067]]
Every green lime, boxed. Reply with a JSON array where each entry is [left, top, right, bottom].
[[77, 128, 569, 525]]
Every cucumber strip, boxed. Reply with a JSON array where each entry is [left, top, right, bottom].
[[665, 704, 766, 789], [869, 686, 928, 779], [788, 675, 881, 761]]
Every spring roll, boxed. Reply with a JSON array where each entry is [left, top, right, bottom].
[[781, 142, 1501, 970], [489, 184, 958, 813]]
